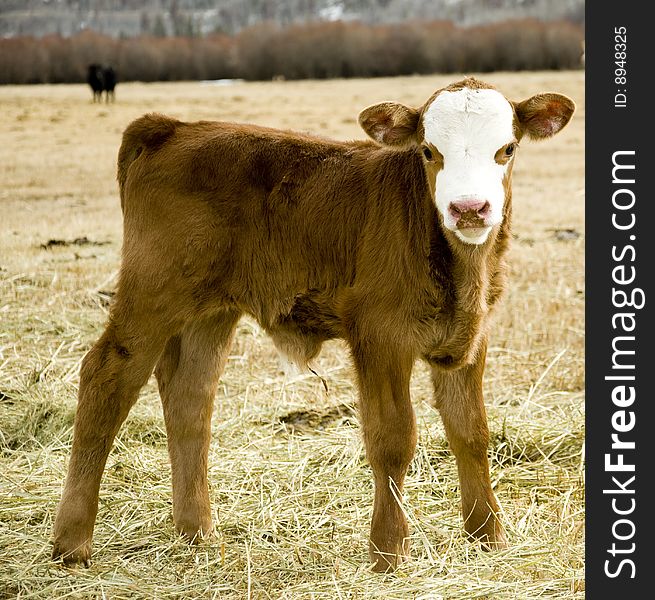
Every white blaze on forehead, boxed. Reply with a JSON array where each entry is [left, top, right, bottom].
[[423, 87, 515, 245], [423, 87, 514, 150]]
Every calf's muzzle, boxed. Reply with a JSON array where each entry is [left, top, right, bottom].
[[448, 199, 492, 229]]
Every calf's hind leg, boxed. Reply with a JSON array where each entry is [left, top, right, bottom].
[[431, 341, 506, 548], [155, 310, 240, 541], [52, 308, 178, 566]]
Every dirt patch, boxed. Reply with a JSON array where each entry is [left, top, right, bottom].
[[278, 404, 356, 433], [40, 236, 110, 249], [551, 228, 581, 241]]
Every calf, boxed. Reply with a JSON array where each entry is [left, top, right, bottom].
[[52, 77, 574, 571]]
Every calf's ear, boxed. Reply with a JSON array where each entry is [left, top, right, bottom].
[[513, 93, 576, 140], [358, 102, 420, 146]]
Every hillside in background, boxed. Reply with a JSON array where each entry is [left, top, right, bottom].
[[1, 0, 584, 38]]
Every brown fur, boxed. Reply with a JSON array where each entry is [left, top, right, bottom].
[[52, 78, 574, 571]]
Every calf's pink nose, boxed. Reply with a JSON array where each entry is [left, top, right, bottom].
[[448, 199, 491, 222]]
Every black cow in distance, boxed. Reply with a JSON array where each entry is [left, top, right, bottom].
[[102, 66, 117, 103], [87, 64, 104, 102], [87, 64, 118, 103]]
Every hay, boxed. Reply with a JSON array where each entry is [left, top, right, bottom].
[[0, 71, 584, 598]]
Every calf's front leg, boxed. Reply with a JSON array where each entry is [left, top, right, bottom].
[[351, 340, 417, 572], [431, 340, 506, 548]]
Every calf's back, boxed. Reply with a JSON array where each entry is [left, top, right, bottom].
[[117, 114, 440, 335]]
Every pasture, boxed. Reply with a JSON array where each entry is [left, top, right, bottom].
[[0, 71, 584, 598]]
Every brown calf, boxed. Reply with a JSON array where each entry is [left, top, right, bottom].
[[52, 78, 575, 571]]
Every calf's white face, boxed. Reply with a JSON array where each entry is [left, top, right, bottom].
[[358, 77, 576, 246], [422, 87, 515, 245]]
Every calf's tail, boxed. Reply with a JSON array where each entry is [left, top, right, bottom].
[[117, 113, 180, 211]]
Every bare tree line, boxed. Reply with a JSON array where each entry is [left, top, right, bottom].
[[0, 19, 583, 85]]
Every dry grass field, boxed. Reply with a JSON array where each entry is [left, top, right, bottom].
[[0, 71, 584, 599]]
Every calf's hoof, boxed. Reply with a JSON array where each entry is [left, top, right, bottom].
[[481, 527, 508, 551], [52, 536, 92, 567], [176, 519, 214, 544], [467, 520, 508, 551], [369, 537, 410, 573]]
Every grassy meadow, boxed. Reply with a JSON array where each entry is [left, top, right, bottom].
[[0, 71, 584, 598]]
